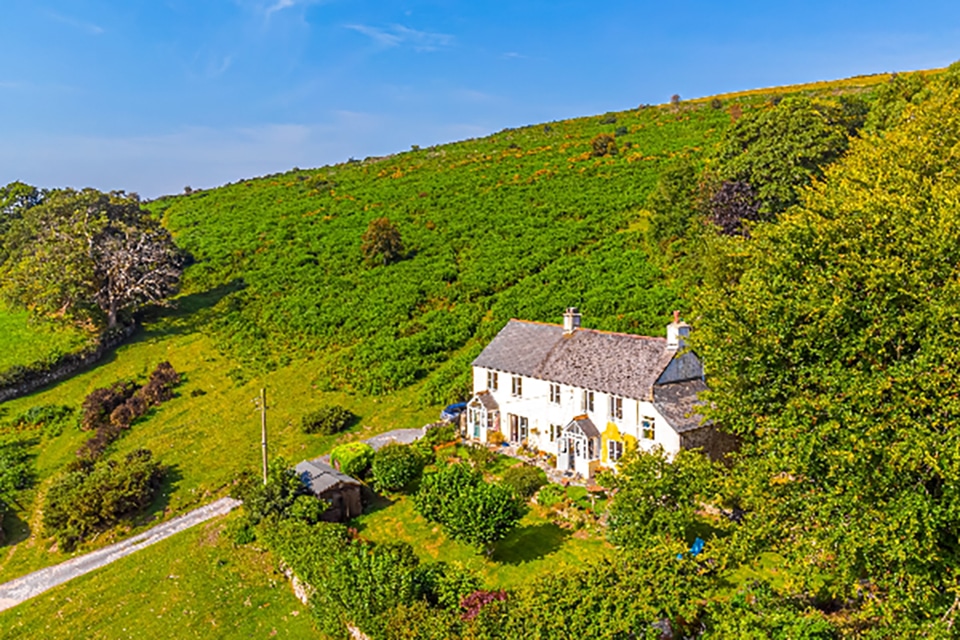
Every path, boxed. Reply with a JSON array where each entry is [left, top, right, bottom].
[[0, 496, 241, 613]]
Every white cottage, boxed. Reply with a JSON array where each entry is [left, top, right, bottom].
[[466, 308, 714, 478]]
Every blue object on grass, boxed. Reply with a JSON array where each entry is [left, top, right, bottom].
[[677, 537, 706, 559]]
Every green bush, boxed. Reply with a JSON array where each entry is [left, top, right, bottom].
[[536, 483, 567, 508], [501, 464, 547, 499], [423, 423, 457, 446], [43, 448, 165, 551], [414, 463, 527, 551], [372, 443, 425, 492], [330, 442, 375, 477], [301, 405, 356, 435], [232, 457, 321, 526]]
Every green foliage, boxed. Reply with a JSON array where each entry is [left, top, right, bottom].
[[232, 456, 319, 526], [372, 443, 425, 492], [694, 70, 960, 629], [645, 157, 703, 246], [300, 404, 356, 435], [605, 447, 719, 547], [329, 441, 375, 477], [702, 582, 837, 639], [0, 436, 34, 496], [590, 132, 617, 157], [149, 102, 730, 398], [863, 71, 930, 134], [716, 96, 850, 217], [535, 483, 567, 508], [422, 423, 458, 446], [499, 464, 547, 499], [414, 463, 527, 551], [361, 216, 405, 266], [5, 404, 74, 436], [0, 188, 183, 329], [42, 448, 165, 551]]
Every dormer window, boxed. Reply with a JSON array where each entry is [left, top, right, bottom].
[[511, 376, 522, 397]]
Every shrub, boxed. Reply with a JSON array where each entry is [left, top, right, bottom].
[[140, 361, 180, 404], [0, 437, 34, 495], [80, 380, 138, 431], [536, 483, 567, 508], [301, 405, 355, 435], [591, 133, 617, 157], [43, 448, 165, 551], [414, 463, 527, 551], [423, 423, 457, 446], [614, 126, 628, 137], [232, 457, 320, 525], [501, 464, 547, 499], [372, 443, 425, 492], [330, 442, 375, 477], [487, 431, 504, 445], [710, 97, 723, 110], [361, 217, 404, 266]]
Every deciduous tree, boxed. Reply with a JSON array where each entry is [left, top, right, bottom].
[[0, 189, 183, 329]]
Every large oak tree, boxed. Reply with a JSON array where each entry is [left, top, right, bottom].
[[0, 188, 183, 330]]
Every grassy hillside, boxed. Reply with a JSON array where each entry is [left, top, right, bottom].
[[0, 69, 903, 633], [0, 304, 91, 373]]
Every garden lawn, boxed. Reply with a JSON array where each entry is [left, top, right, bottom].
[[354, 494, 614, 590], [0, 511, 317, 639]]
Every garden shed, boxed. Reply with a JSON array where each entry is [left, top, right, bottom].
[[295, 458, 363, 522]]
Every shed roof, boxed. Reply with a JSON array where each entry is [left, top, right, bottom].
[[296, 459, 361, 496], [469, 390, 500, 412]]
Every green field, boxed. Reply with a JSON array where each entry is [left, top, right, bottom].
[[0, 511, 318, 639], [0, 305, 91, 373]]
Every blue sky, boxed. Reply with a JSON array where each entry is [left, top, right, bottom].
[[2, 1, 959, 198]]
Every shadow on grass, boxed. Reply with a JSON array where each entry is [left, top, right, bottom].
[[1, 509, 31, 547], [353, 491, 395, 527], [137, 279, 245, 340], [492, 521, 570, 565], [138, 464, 183, 526]]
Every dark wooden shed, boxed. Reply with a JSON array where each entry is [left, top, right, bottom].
[[295, 459, 363, 522]]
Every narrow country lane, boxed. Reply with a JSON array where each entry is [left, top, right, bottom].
[[0, 497, 241, 613]]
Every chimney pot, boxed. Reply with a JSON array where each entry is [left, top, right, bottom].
[[563, 307, 581, 334]]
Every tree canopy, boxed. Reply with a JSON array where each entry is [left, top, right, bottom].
[[693, 68, 960, 631], [0, 188, 183, 330]]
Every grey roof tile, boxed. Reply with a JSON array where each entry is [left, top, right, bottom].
[[472, 320, 564, 377], [653, 379, 709, 433], [566, 415, 600, 438]]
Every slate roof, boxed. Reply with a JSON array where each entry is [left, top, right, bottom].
[[652, 379, 709, 433], [473, 319, 678, 399], [470, 390, 500, 412], [296, 459, 361, 495], [566, 415, 600, 439]]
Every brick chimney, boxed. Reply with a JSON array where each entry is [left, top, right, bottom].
[[666, 310, 690, 349], [563, 307, 581, 335]]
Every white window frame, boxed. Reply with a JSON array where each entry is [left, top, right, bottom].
[[550, 383, 561, 404], [581, 389, 594, 413], [609, 395, 623, 421], [511, 375, 522, 397], [642, 417, 656, 441], [608, 440, 623, 462], [487, 370, 498, 391]]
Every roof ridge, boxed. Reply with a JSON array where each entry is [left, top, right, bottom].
[[510, 318, 667, 342]]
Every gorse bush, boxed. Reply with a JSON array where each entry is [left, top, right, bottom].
[[371, 443, 425, 492], [77, 362, 181, 460], [43, 448, 165, 551], [301, 405, 355, 435]]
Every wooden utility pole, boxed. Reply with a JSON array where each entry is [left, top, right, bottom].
[[258, 388, 268, 485]]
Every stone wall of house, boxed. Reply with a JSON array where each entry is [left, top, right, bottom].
[[0, 324, 136, 403], [680, 425, 740, 462]]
